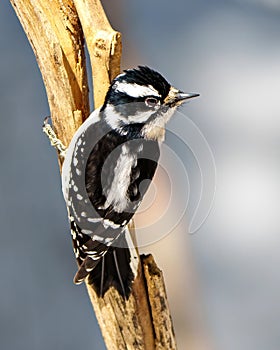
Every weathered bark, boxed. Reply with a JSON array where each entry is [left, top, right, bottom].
[[10, 1, 177, 349]]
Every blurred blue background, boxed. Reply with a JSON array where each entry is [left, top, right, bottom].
[[1, 0, 280, 349]]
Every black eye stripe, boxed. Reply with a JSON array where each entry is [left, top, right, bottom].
[[107, 92, 161, 106]]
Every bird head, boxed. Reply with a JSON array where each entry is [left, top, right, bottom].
[[102, 66, 199, 142]]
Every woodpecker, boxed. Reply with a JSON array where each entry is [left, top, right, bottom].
[[46, 66, 199, 298]]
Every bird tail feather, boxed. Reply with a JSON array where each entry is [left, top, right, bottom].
[[74, 229, 139, 299]]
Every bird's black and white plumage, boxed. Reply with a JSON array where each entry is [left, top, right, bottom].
[[61, 66, 198, 298]]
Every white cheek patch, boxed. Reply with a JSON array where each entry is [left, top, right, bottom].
[[105, 103, 159, 128], [114, 82, 161, 98], [128, 110, 156, 123], [104, 104, 128, 128]]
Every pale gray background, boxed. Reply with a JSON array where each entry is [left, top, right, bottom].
[[1, 1, 280, 349]]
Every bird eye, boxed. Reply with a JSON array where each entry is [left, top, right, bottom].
[[145, 97, 159, 108]]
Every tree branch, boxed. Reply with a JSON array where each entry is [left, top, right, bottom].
[[10, 0, 89, 149], [73, 0, 122, 108], [10, 0, 177, 349]]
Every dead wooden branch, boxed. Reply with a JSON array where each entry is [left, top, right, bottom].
[[10, 0, 89, 149], [73, 0, 122, 108], [10, 0, 177, 349]]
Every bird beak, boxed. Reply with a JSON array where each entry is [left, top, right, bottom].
[[164, 86, 200, 106], [176, 91, 200, 101]]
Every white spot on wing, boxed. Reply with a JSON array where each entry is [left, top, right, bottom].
[[87, 217, 102, 223], [103, 219, 121, 229], [105, 237, 114, 243], [91, 235, 105, 242], [81, 229, 93, 235], [61, 108, 101, 201]]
